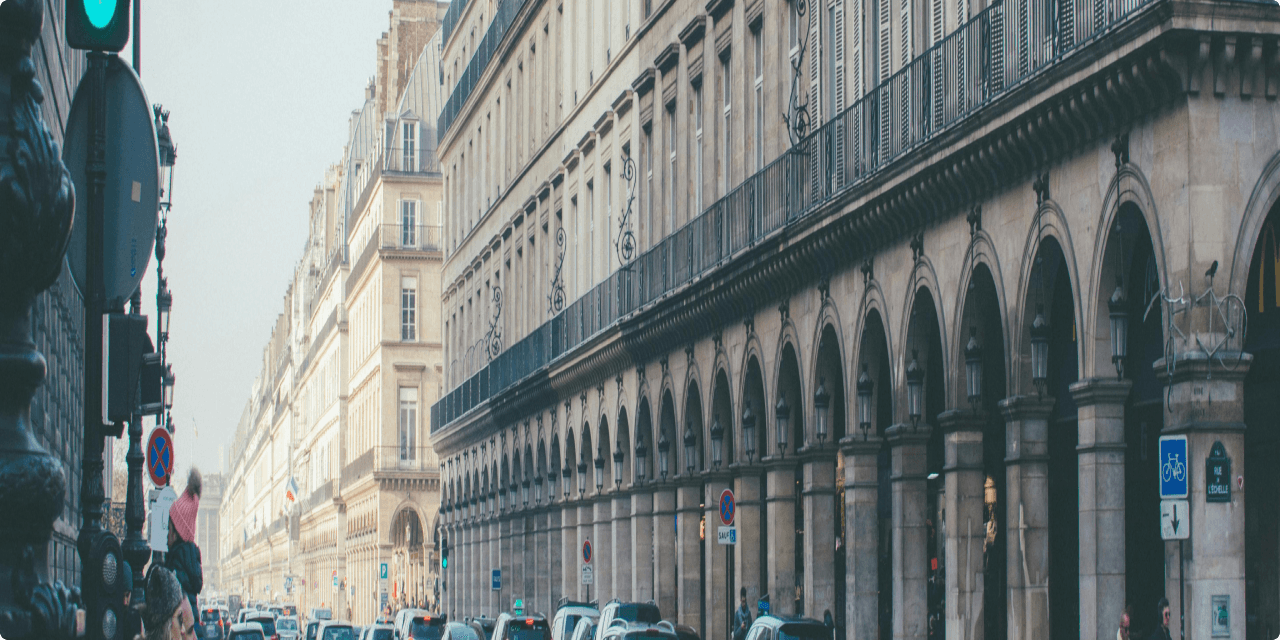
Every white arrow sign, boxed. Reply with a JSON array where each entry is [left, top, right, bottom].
[[1160, 499, 1190, 540]]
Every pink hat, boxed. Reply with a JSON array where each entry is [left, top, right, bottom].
[[169, 468, 202, 543]]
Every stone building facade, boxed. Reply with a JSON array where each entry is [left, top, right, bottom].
[[218, 1, 449, 623], [432, 0, 1280, 639]]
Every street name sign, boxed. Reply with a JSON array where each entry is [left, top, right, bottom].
[[146, 427, 173, 487], [717, 526, 738, 545], [1160, 499, 1190, 540], [581, 566, 594, 585], [1159, 435, 1189, 499], [492, 569, 501, 591]]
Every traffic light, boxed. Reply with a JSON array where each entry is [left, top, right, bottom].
[[441, 537, 449, 569], [85, 530, 125, 640], [66, 0, 132, 52]]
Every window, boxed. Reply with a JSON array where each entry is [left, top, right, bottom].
[[401, 276, 418, 341], [722, 56, 732, 194], [400, 199, 419, 247], [399, 387, 418, 461], [644, 127, 653, 246], [754, 28, 765, 170], [694, 84, 704, 214], [402, 121, 418, 171], [667, 105, 677, 232], [790, 2, 800, 54]]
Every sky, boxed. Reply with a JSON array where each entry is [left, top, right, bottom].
[[116, 0, 396, 485]]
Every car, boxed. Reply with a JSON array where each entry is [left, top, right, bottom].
[[305, 620, 321, 640], [202, 606, 231, 640], [310, 608, 334, 622], [394, 610, 446, 640], [670, 624, 699, 640], [442, 621, 481, 640], [360, 622, 396, 640], [469, 616, 498, 640], [229, 622, 268, 640], [568, 619, 595, 640], [741, 615, 833, 640], [598, 622, 679, 640], [243, 612, 280, 640], [277, 616, 301, 640], [593, 603, 662, 640], [493, 612, 552, 640], [317, 621, 357, 640], [551, 601, 598, 640], [282, 604, 299, 618], [270, 607, 285, 618]]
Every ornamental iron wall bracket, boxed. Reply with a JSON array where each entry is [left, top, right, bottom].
[[615, 151, 638, 269], [485, 285, 503, 360], [784, 0, 814, 148], [548, 227, 567, 314]]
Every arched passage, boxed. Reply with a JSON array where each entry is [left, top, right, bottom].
[[775, 340, 805, 615], [660, 389, 678, 481], [564, 431, 577, 499], [811, 322, 847, 626], [741, 354, 769, 600], [616, 408, 632, 489], [391, 507, 427, 608], [635, 398, 654, 482], [855, 307, 894, 640]]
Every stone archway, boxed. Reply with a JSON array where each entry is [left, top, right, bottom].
[[390, 507, 428, 610]]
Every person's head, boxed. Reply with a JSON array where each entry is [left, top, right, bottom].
[[740, 587, 747, 606], [1157, 598, 1171, 630], [169, 468, 203, 547], [144, 567, 193, 640], [1119, 604, 1131, 637]]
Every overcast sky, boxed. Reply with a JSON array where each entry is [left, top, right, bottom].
[[120, 0, 395, 485]]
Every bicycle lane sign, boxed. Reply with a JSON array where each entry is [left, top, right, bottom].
[[1159, 435, 1189, 499]]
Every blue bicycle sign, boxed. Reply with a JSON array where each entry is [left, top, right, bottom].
[[1159, 435, 1189, 499]]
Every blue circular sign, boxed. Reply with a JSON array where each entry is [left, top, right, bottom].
[[86, 0, 119, 28], [719, 489, 735, 526], [146, 427, 174, 487], [582, 540, 592, 564]]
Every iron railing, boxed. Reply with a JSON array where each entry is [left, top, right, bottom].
[[380, 224, 444, 252], [439, 0, 530, 136], [383, 145, 440, 174], [441, 0, 470, 48], [431, 0, 1159, 432]]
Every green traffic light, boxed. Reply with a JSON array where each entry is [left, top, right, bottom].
[[442, 557, 448, 568], [86, 0, 118, 28]]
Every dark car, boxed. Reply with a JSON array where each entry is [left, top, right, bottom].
[[600, 622, 679, 640], [229, 623, 268, 640], [396, 611, 447, 640], [443, 621, 482, 640], [305, 621, 321, 640], [202, 607, 230, 640], [494, 613, 552, 640], [244, 613, 278, 640], [470, 616, 497, 640]]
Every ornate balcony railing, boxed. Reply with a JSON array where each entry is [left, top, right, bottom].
[[431, 0, 1159, 432], [383, 145, 440, 174], [439, 0, 530, 136], [441, 0, 470, 47], [380, 224, 444, 252]]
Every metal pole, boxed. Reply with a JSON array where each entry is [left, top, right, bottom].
[[123, 291, 148, 635], [78, 50, 111, 640], [131, 0, 140, 73], [1179, 540, 1185, 640]]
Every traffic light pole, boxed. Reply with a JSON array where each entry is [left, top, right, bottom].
[[123, 291, 148, 638]]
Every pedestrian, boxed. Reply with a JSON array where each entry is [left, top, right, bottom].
[[1117, 604, 1132, 640], [140, 566, 196, 640], [1147, 598, 1172, 640], [733, 587, 752, 640], [165, 468, 204, 617]]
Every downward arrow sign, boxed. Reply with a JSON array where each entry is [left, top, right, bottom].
[[1171, 503, 1181, 533]]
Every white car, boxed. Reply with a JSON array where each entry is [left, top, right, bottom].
[[317, 621, 357, 640], [593, 602, 662, 640], [551, 600, 598, 640]]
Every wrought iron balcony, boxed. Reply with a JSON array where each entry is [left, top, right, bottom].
[[383, 145, 440, 175], [431, 0, 1159, 432], [380, 224, 443, 252], [439, 0, 530, 137], [441, 0, 471, 48]]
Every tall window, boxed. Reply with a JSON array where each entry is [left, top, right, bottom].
[[644, 127, 654, 247], [402, 121, 418, 171], [667, 105, 677, 233], [401, 199, 419, 247], [754, 28, 765, 170], [790, 3, 800, 55], [587, 180, 595, 286], [722, 56, 732, 195], [401, 276, 418, 341], [694, 83, 704, 214], [399, 387, 419, 461]]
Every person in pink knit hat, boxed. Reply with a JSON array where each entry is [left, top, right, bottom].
[[165, 468, 203, 617]]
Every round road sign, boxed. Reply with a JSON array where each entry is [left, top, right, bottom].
[[146, 427, 174, 487], [582, 539, 592, 564], [719, 488, 736, 526]]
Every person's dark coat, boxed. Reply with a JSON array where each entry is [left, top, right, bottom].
[[165, 538, 203, 615], [1146, 627, 1171, 640]]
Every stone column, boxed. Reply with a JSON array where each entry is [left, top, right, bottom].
[[1070, 378, 1130, 640], [677, 477, 704, 629], [534, 507, 548, 614], [562, 502, 578, 604], [578, 500, 593, 601], [1158, 354, 1251, 640], [841, 435, 882, 640], [632, 487, 656, 602], [732, 467, 765, 616], [525, 511, 537, 609], [613, 489, 633, 601], [548, 503, 564, 611], [704, 474, 733, 640], [998, 395, 1054, 640], [501, 510, 513, 611], [765, 458, 798, 617], [486, 515, 497, 616], [937, 410, 987, 640], [594, 493, 614, 604], [801, 449, 838, 621], [654, 484, 679, 619], [887, 424, 931, 640]]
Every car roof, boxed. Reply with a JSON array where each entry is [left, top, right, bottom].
[[753, 616, 829, 630]]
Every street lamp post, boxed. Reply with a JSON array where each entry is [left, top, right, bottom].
[[814, 378, 830, 446], [1108, 278, 1128, 379], [742, 403, 756, 462], [658, 430, 671, 481], [856, 364, 874, 441], [775, 395, 790, 458], [635, 435, 648, 484], [1031, 305, 1050, 392], [964, 327, 983, 409], [906, 351, 925, 428], [612, 442, 624, 487], [683, 422, 697, 474], [593, 453, 604, 492], [709, 416, 725, 469]]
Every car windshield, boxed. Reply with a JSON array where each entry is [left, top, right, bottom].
[[507, 620, 550, 640], [452, 625, 480, 640], [371, 629, 396, 640], [251, 619, 276, 637], [411, 618, 445, 640], [279, 619, 299, 631], [614, 606, 661, 625], [203, 610, 223, 624], [777, 624, 830, 640], [321, 627, 356, 640], [231, 633, 265, 640], [623, 632, 677, 640], [307, 623, 319, 640]]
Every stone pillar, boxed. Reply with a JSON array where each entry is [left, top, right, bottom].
[[632, 488, 656, 602], [562, 502, 578, 604], [578, 501, 592, 601], [501, 511, 513, 611], [801, 449, 838, 621], [534, 508, 548, 614], [1158, 354, 1251, 640], [887, 424, 931, 640], [594, 494, 614, 605], [765, 458, 798, 617], [613, 490, 633, 601], [937, 410, 987, 640], [733, 468, 765, 616], [677, 478, 704, 629], [523, 512, 535, 609], [842, 435, 882, 640], [998, 395, 1054, 640], [548, 504, 564, 611], [704, 474, 733, 640], [1070, 378, 1130, 640], [654, 485, 679, 619], [486, 516, 497, 616]]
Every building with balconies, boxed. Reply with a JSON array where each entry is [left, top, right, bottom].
[[431, 0, 1280, 639]]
